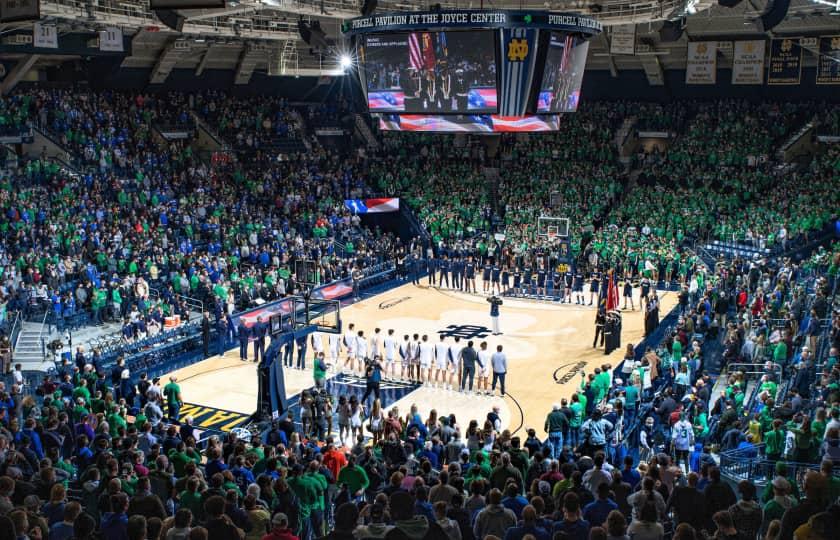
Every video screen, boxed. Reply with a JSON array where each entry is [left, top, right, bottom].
[[537, 33, 590, 113], [375, 114, 561, 133], [362, 31, 498, 114]]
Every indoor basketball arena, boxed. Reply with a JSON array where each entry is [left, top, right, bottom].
[[0, 1, 838, 540]]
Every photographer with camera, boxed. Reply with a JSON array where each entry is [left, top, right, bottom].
[[361, 355, 383, 408], [487, 294, 503, 336]]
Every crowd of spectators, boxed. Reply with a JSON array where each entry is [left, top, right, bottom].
[[0, 88, 838, 540]]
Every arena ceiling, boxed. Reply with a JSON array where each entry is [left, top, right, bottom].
[[4, 0, 840, 81]]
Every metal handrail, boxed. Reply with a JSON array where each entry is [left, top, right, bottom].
[[9, 310, 23, 353], [37, 310, 49, 362], [725, 362, 782, 379]]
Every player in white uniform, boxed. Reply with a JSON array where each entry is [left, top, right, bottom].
[[399, 334, 411, 381], [311, 331, 324, 357], [328, 332, 341, 370], [477, 341, 492, 395], [343, 323, 356, 372], [418, 335, 434, 384], [369, 328, 381, 360], [383, 329, 397, 379], [409, 334, 421, 382], [355, 330, 368, 373], [434, 335, 449, 388], [448, 336, 464, 390]]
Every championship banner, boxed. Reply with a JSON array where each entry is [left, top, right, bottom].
[[816, 36, 840, 85], [99, 27, 124, 52], [499, 27, 539, 116], [33, 23, 58, 49], [768, 38, 802, 85], [0, 0, 39, 23], [685, 41, 717, 84], [344, 198, 400, 213], [610, 24, 636, 55], [731, 40, 765, 85]]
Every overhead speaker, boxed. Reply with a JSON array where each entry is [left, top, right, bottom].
[[718, 0, 742, 7], [298, 18, 329, 51], [297, 18, 311, 43], [659, 18, 685, 42], [155, 9, 185, 32], [757, 0, 790, 33], [360, 0, 377, 16]]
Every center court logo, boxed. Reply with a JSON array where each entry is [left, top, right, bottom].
[[378, 296, 411, 310], [438, 324, 491, 339]]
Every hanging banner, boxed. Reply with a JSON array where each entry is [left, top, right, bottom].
[[33, 23, 58, 49], [610, 24, 636, 55], [685, 41, 717, 84], [816, 36, 840, 85], [0, 0, 40, 23], [99, 27, 124, 52], [768, 38, 801, 85], [731, 40, 765, 85]]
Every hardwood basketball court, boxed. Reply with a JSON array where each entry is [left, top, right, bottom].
[[164, 281, 675, 436]]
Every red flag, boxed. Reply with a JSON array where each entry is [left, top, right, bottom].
[[606, 270, 619, 312], [421, 32, 436, 70]]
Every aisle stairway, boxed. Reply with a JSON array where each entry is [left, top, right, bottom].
[[12, 321, 53, 372]]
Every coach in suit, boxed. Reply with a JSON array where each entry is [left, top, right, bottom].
[[461, 341, 478, 392], [253, 316, 267, 363], [238, 320, 249, 361]]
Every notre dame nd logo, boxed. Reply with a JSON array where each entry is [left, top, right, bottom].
[[507, 39, 529, 62], [438, 324, 491, 339]]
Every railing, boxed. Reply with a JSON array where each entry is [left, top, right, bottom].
[[37, 310, 49, 363], [720, 443, 840, 487], [8, 310, 22, 354], [149, 289, 204, 318], [725, 362, 782, 379]]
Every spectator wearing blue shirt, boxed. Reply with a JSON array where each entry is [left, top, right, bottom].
[[582, 483, 619, 528], [504, 504, 550, 540], [502, 482, 529, 519], [49, 500, 82, 540], [552, 492, 591, 540]]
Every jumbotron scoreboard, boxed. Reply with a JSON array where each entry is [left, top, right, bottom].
[[343, 9, 602, 132]]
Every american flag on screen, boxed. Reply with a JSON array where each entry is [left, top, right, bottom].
[[368, 91, 405, 110], [408, 33, 423, 71], [491, 116, 557, 132], [468, 88, 498, 110]]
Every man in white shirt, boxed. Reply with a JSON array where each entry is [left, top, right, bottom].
[[370, 328, 381, 360], [448, 337, 464, 390], [383, 329, 397, 380], [343, 323, 357, 372], [328, 332, 341, 369], [356, 330, 368, 373], [311, 332, 324, 356], [417, 335, 432, 384], [477, 342, 492, 395], [409, 334, 421, 383], [399, 334, 411, 381], [434, 335, 449, 388]]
